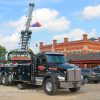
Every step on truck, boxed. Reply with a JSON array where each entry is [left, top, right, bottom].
[[0, 50, 84, 95]]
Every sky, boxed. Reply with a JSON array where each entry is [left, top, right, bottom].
[[0, 0, 100, 54]]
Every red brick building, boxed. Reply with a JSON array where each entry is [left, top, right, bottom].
[[40, 34, 100, 68]]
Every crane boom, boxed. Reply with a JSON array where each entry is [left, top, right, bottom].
[[21, 3, 34, 50], [25, 3, 34, 31]]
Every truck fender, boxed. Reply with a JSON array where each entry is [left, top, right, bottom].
[[0, 72, 8, 85], [43, 71, 59, 85], [8, 72, 13, 79], [1, 71, 7, 76], [7, 72, 13, 84]]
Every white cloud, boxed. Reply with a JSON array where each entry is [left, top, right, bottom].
[[53, 28, 97, 41], [78, 5, 100, 19], [0, 32, 20, 50], [2, 8, 71, 32], [2, 15, 26, 32], [53, 33, 68, 40], [0, 31, 41, 54], [31, 8, 71, 32], [88, 28, 97, 38]]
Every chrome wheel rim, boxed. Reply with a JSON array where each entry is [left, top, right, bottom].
[[8, 75, 12, 82], [2, 77, 5, 84], [46, 82, 52, 91]]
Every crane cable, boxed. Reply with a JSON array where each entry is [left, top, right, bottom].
[[22, 5, 38, 31], [22, 6, 30, 31], [34, 7, 37, 23]]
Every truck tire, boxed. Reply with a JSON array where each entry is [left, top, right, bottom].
[[44, 78, 58, 95], [2, 74, 9, 86], [69, 87, 80, 92], [8, 74, 13, 85]]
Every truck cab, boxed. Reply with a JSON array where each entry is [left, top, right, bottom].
[[32, 51, 84, 95]]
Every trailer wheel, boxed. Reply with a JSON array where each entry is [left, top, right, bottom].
[[2, 74, 8, 86], [69, 87, 80, 92], [44, 78, 58, 95]]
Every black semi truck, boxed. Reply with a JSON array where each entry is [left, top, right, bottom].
[[0, 50, 84, 95]]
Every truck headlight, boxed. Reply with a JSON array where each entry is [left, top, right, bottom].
[[58, 76, 65, 81], [81, 75, 83, 79]]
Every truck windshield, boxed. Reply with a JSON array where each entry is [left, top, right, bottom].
[[46, 54, 66, 63]]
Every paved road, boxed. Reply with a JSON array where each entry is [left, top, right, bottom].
[[0, 83, 100, 100]]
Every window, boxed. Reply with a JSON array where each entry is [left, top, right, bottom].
[[95, 51, 97, 53], [46, 54, 66, 63], [78, 51, 80, 54], [81, 69, 85, 72], [85, 70, 90, 72], [88, 51, 90, 53], [81, 50, 83, 54], [42, 56, 46, 63], [67, 52, 69, 55], [73, 51, 76, 54], [91, 51, 93, 53], [81, 69, 90, 72], [78, 64, 80, 68], [93, 70, 100, 73], [70, 51, 71, 55]]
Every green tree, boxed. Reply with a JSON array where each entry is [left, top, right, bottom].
[[0, 45, 7, 61]]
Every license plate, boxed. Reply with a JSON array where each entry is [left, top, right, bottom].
[[72, 82, 77, 87]]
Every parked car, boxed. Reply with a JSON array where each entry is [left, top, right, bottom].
[[81, 68, 100, 83]]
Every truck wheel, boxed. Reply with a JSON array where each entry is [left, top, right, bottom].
[[69, 87, 80, 92], [8, 74, 13, 85], [44, 78, 58, 95], [2, 74, 8, 86]]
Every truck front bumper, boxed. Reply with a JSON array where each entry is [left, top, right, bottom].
[[60, 80, 85, 88]]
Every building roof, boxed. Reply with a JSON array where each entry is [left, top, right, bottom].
[[66, 53, 100, 61], [88, 37, 98, 41]]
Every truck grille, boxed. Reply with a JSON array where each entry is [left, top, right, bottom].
[[67, 69, 81, 82]]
